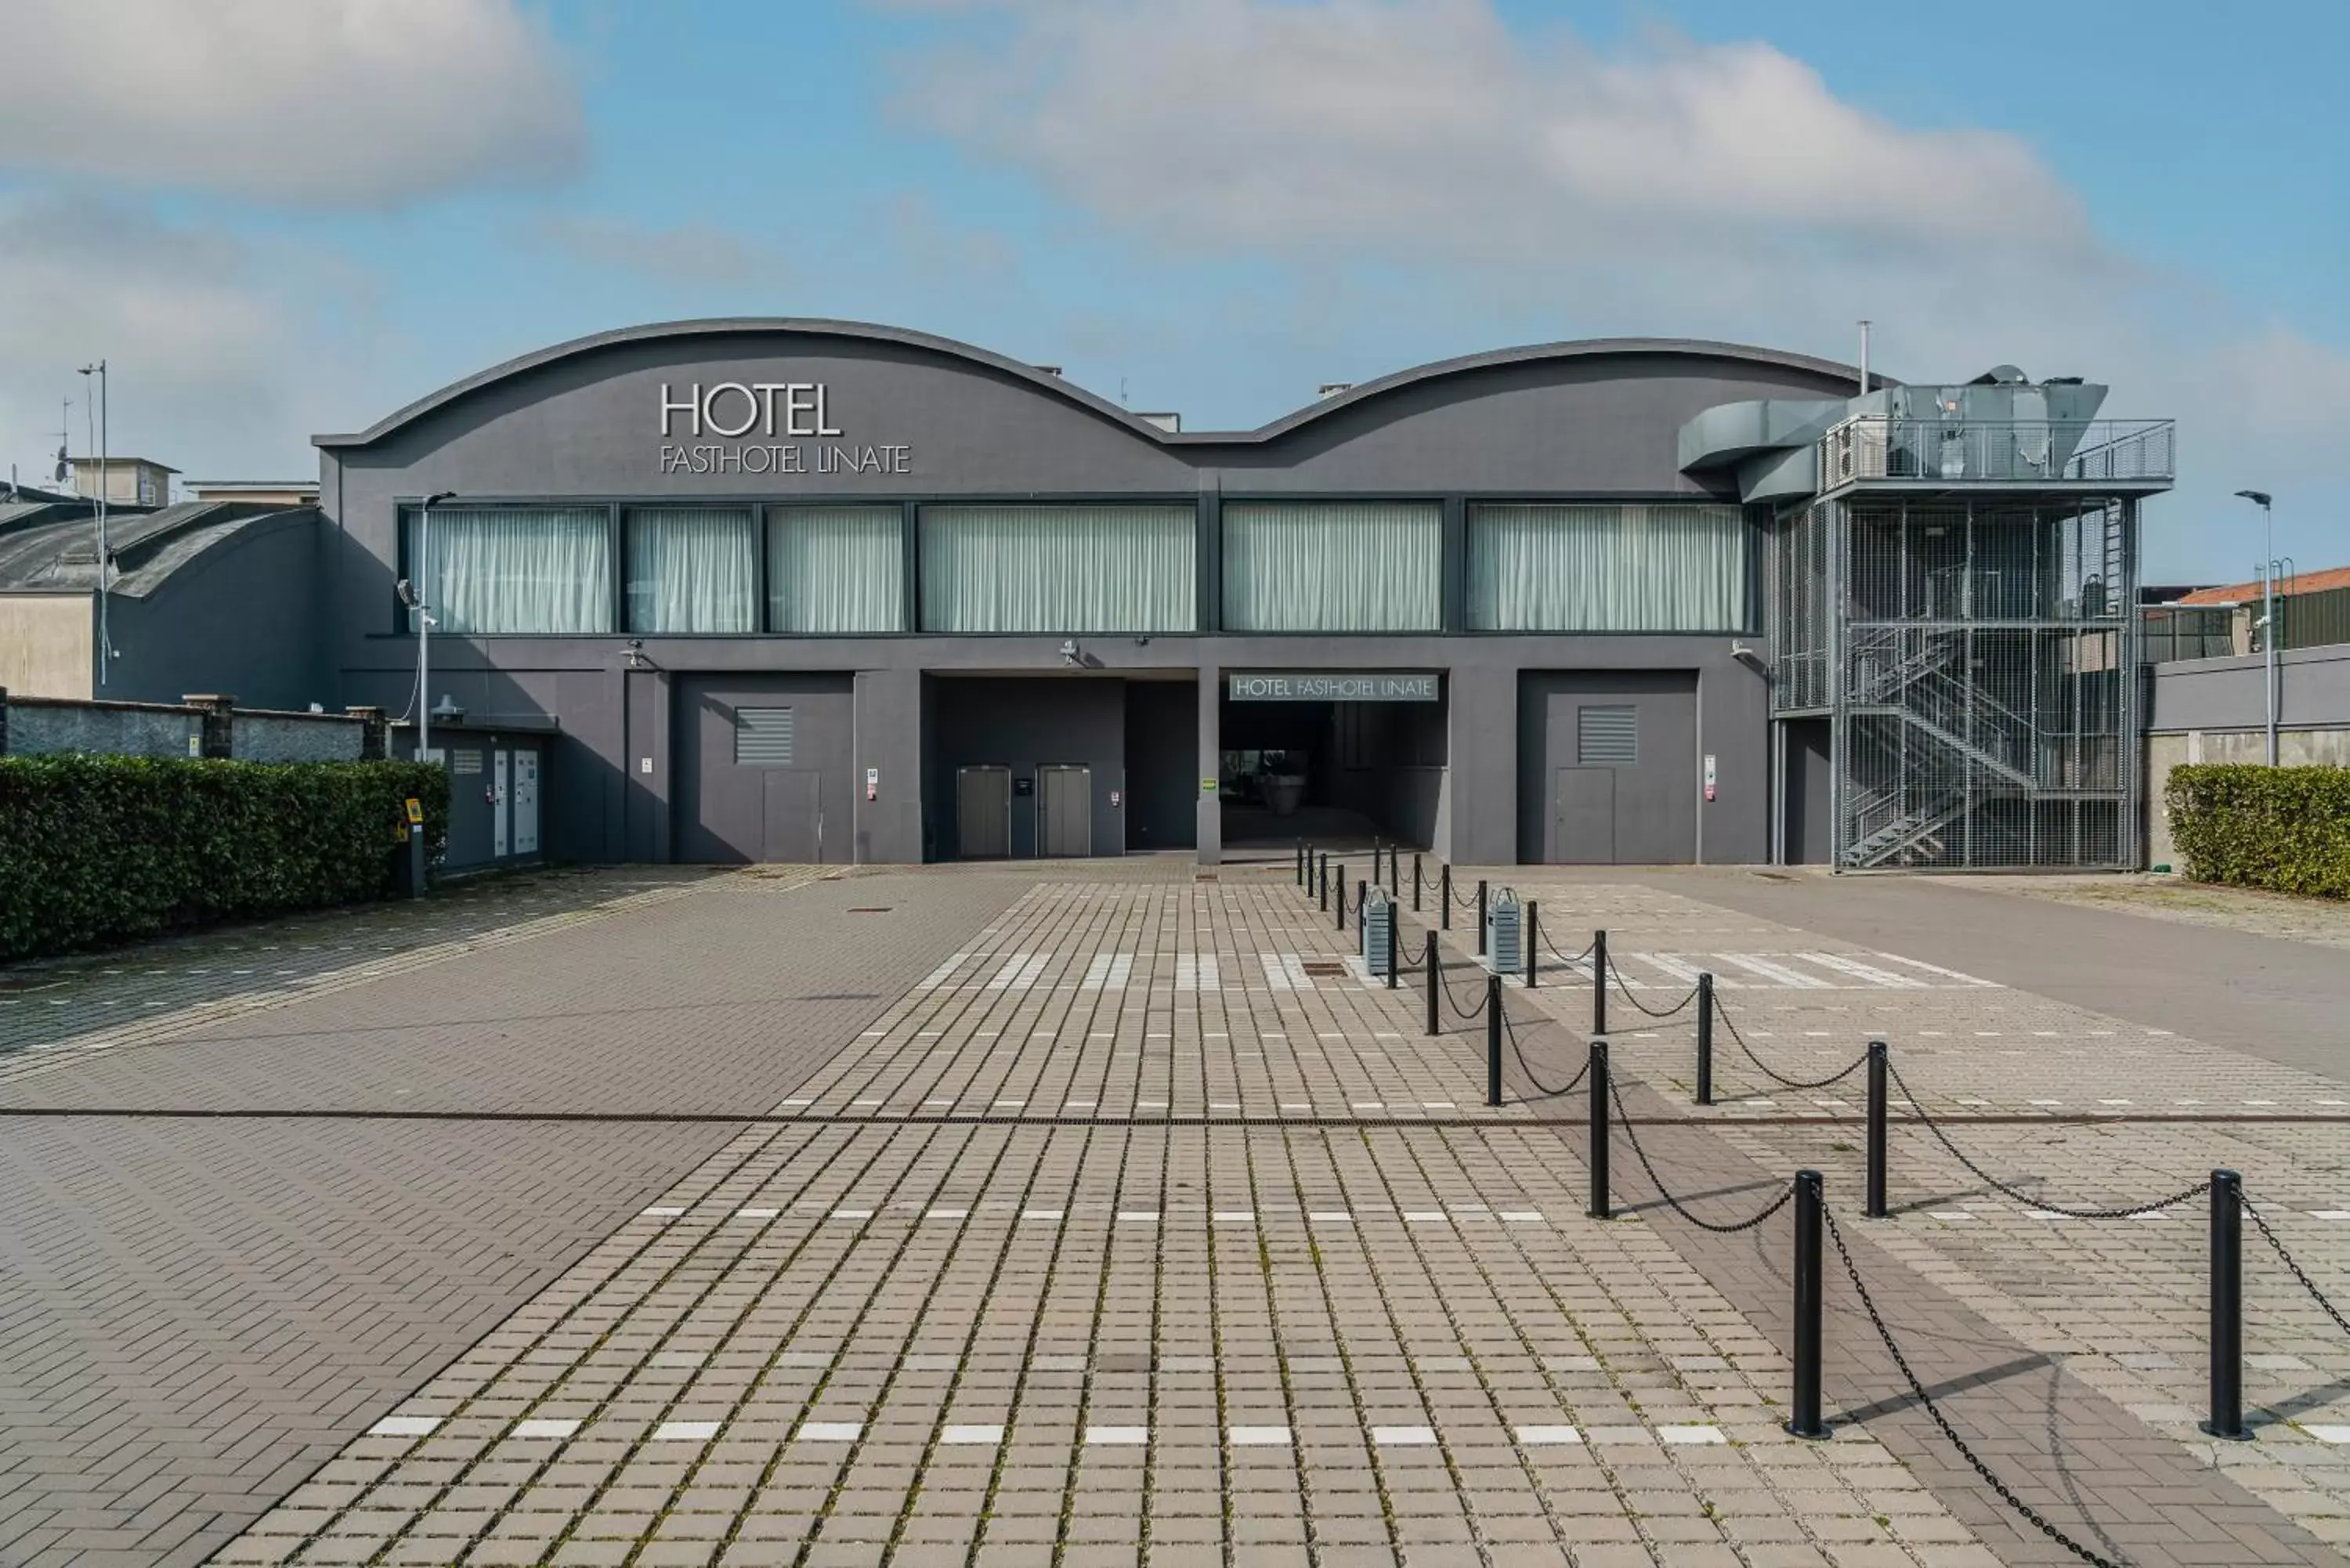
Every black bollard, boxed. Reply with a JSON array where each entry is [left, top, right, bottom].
[[2206, 1170, 2251, 1440], [1354, 878, 1366, 936], [1695, 974, 1715, 1106], [1588, 1039, 1611, 1219], [1385, 903, 1398, 991], [1866, 1042, 1889, 1219], [1318, 854, 1329, 912], [1424, 931, 1440, 1037], [1337, 867, 1348, 931], [1486, 974, 1503, 1107], [1476, 879, 1489, 957], [1788, 1170, 1829, 1439], [1440, 864, 1452, 930], [1412, 853, 1423, 912], [1525, 901, 1540, 989], [1296, 840, 1305, 887], [1593, 929, 1609, 1036]]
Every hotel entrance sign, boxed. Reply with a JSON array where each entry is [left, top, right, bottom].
[[1226, 673, 1438, 702]]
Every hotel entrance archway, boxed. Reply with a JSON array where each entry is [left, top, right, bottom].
[[1217, 672, 1447, 851]]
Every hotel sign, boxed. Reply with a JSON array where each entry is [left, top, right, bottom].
[[1227, 673, 1439, 702], [656, 381, 912, 476]]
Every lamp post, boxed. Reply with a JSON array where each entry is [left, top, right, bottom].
[[76, 361, 108, 686], [2235, 490, 2276, 765], [414, 490, 457, 761]]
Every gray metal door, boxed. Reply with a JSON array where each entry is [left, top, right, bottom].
[[1553, 768, 1614, 864], [512, 749, 540, 856], [761, 770, 822, 863], [1038, 766, 1091, 858], [957, 766, 1011, 858], [492, 750, 509, 858]]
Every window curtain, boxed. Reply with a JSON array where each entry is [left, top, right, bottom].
[[1467, 504, 1750, 631], [1221, 502, 1441, 631], [768, 506, 902, 632], [627, 508, 755, 633], [919, 505, 1195, 632], [406, 507, 613, 634]]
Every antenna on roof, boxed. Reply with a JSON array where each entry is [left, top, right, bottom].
[[1856, 320, 1871, 396]]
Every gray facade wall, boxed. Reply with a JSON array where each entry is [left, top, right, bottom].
[[110, 513, 329, 711], [316, 323, 1863, 865], [5, 699, 199, 759]]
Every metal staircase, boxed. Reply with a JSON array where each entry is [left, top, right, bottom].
[[1838, 625, 2043, 867]]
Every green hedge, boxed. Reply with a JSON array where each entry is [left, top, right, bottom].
[[2166, 763, 2350, 899], [0, 756, 450, 961]]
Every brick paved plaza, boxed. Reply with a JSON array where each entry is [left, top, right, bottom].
[[8, 859, 2350, 1567]]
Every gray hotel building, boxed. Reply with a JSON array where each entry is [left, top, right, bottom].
[[307, 318, 2174, 870]]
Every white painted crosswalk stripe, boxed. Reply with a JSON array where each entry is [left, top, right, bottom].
[[1080, 953, 1133, 990], [1639, 952, 1740, 988], [988, 953, 1050, 991], [1173, 954, 1220, 992], [1714, 953, 1835, 988], [1799, 952, 1928, 988], [916, 952, 969, 991], [1867, 950, 1999, 987], [1260, 953, 1315, 991]]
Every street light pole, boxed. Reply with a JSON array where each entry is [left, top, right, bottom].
[[77, 361, 107, 686], [2236, 490, 2276, 765], [414, 490, 457, 761]]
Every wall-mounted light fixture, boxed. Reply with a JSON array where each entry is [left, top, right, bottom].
[[1059, 638, 1081, 667]]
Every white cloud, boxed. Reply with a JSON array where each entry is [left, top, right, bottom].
[[526, 215, 794, 290], [0, 195, 343, 485], [0, 0, 584, 207], [895, 0, 2348, 576], [900, 0, 2088, 258]]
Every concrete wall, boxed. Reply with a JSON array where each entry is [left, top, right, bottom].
[[0, 595, 92, 699], [5, 698, 197, 758], [2145, 642, 2350, 866], [2146, 728, 2350, 869], [230, 713, 363, 761]]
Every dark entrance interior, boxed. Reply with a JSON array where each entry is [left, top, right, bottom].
[[1780, 717, 1832, 864], [922, 674, 1196, 860], [1219, 692, 1447, 848]]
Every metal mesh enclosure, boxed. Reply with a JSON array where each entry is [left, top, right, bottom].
[[1777, 496, 2140, 869]]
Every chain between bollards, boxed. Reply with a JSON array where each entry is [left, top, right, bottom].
[[1591, 928, 1608, 1036], [1866, 1041, 1889, 1219], [1788, 1170, 1830, 1439], [1695, 973, 1715, 1106], [1484, 974, 1503, 1107], [1423, 932, 1440, 1037], [1587, 1039, 1610, 1219], [2206, 1169, 2251, 1441]]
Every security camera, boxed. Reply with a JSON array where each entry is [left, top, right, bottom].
[[395, 576, 420, 609]]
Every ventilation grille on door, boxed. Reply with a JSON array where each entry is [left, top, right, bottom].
[[1578, 706, 1637, 766], [734, 707, 795, 766]]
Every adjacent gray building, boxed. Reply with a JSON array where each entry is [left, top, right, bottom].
[[294, 318, 2172, 870]]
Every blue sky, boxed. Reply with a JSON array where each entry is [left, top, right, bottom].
[[2, 0, 2342, 580]]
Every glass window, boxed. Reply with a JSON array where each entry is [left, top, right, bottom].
[[627, 508, 756, 633], [1221, 502, 1441, 632], [1468, 504, 1750, 632], [403, 506, 613, 634], [920, 504, 1195, 632], [768, 505, 902, 633]]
